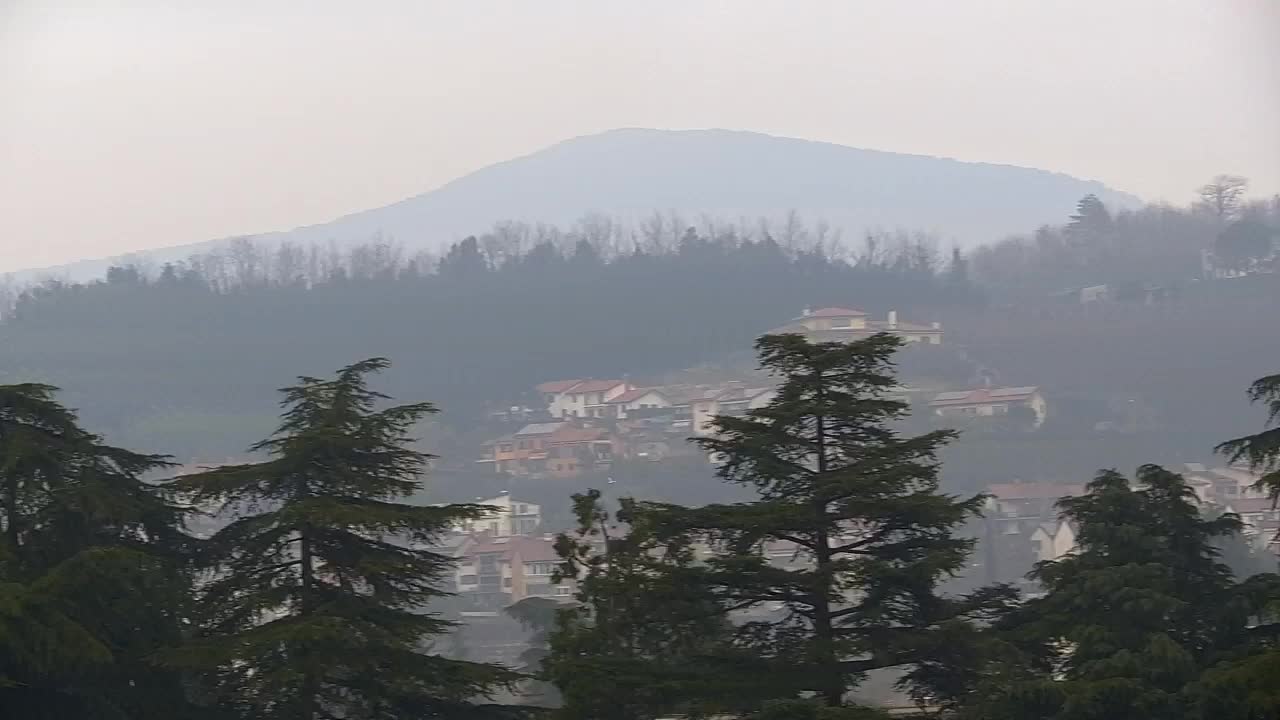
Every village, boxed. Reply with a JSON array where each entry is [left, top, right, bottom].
[[432, 308, 1280, 666]]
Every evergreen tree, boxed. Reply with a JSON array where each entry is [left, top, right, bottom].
[[169, 359, 516, 719], [438, 236, 490, 279], [965, 465, 1280, 720], [1217, 373, 1280, 500], [547, 489, 778, 720], [0, 382, 199, 719], [677, 333, 1011, 707], [504, 597, 561, 708]]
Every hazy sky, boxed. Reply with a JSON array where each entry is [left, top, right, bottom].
[[2, 1, 1278, 272]]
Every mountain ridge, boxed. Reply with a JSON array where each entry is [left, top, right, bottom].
[[5, 128, 1141, 281]]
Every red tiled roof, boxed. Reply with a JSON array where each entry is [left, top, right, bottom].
[[988, 483, 1085, 500], [537, 379, 584, 394], [802, 307, 868, 318], [566, 379, 626, 394], [606, 388, 667, 404], [510, 536, 560, 563]]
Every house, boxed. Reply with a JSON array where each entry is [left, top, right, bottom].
[[536, 378, 632, 418], [1029, 521, 1078, 563], [1180, 463, 1272, 505], [479, 420, 626, 478], [543, 424, 622, 478], [688, 386, 776, 436], [454, 493, 542, 538], [603, 387, 673, 419], [980, 482, 1086, 584], [448, 533, 574, 610], [768, 307, 943, 345], [479, 421, 565, 475], [1222, 497, 1280, 552], [930, 386, 1047, 426]]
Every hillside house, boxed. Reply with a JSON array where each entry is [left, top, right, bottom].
[[980, 482, 1086, 584], [448, 533, 573, 610], [769, 307, 943, 345], [1223, 497, 1280, 552], [479, 421, 624, 478], [1180, 463, 1272, 505], [930, 386, 1047, 426], [481, 421, 564, 475], [603, 388, 673, 419], [454, 493, 542, 538], [537, 379, 632, 418]]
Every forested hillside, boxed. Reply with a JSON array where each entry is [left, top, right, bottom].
[[0, 186, 1276, 486], [0, 222, 975, 460]]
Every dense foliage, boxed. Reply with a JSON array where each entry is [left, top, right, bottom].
[[167, 359, 517, 719], [0, 383, 199, 719], [959, 465, 1280, 720]]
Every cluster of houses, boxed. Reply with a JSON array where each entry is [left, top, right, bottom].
[[477, 378, 779, 477], [980, 463, 1279, 585], [478, 380, 1050, 480]]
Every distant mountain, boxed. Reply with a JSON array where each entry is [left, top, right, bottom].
[[11, 128, 1141, 281]]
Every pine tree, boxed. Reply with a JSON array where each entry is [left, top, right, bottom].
[[966, 465, 1280, 720], [678, 333, 1010, 707], [1217, 373, 1280, 500], [0, 382, 199, 719], [547, 489, 778, 720], [169, 358, 516, 719], [504, 597, 561, 708]]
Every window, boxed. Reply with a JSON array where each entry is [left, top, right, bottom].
[[517, 504, 528, 514], [526, 562, 555, 576], [555, 586, 572, 596], [502, 577, 512, 588], [459, 574, 477, 585], [830, 317, 852, 328], [498, 443, 513, 453], [517, 440, 529, 450]]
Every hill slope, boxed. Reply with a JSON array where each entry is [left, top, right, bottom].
[[13, 129, 1139, 280]]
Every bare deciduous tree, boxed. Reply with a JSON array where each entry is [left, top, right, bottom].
[[1197, 175, 1249, 221]]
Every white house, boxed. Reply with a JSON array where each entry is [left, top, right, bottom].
[[536, 378, 631, 418], [768, 307, 943, 345], [454, 493, 543, 538], [604, 388, 673, 418], [930, 386, 1047, 426], [1029, 521, 1077, 562]]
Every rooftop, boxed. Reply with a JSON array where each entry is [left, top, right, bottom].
[[514, 422, 567, 436], [800, 306, 868, 319], [566, 379, 626, 394], [931, 386, 1039, 406], [536, 379, 584, 394], [606, 387, 668, 404]]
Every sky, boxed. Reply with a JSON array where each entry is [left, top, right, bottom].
[[2, 1, 1278, 272]]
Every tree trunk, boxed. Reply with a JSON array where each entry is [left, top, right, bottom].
[[298, 526, 319, 720], [1, 427, 19, 558], [811, 382, 843, 706]]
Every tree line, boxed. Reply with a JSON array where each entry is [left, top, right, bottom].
[[3, 333, 1277, 719], [0, 218, 978, 461], [970, 176, 1279, 299]]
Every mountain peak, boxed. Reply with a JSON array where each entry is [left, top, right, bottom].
[[8, 128, 1139, 280]]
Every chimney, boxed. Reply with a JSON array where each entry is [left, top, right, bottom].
[[887, 310, 898, 329]]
